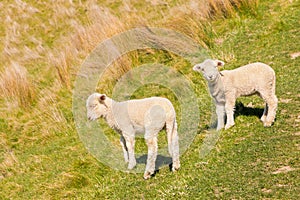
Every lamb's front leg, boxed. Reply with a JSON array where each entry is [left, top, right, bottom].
[[144, 133, 158, 180], [120, 136, 128, 163], [123, 134, 136, 170], [216, 103, 225, 130], [225, 97, 236, 130]]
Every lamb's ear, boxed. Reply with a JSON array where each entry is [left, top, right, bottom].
[[99, 94, 106, 102], [215, 60, 225, 67]]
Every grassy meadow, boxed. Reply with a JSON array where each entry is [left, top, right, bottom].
[[0, 0, 300, 199]]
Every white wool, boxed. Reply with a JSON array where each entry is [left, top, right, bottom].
[[193, 59, 278, 130], [86, 93, 180, 179]]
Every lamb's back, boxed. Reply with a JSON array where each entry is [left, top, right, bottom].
[[124, 97, 175, 124], [221, 62, 275, 95]]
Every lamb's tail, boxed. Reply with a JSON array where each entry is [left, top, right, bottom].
[[166, 118, 180, 171]]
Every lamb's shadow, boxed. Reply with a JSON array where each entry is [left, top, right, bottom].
[[234, 102, 264, 119], [136, 154, 172, 176]]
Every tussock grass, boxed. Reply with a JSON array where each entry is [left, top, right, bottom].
[[48, 51, 73, 89], [72, 6, 127, 52], [0, 150, 23, 180], [166, 0, 259, 48], [34, 86, 73, 136], [48, 4, 134, 90], [0, 63, 35, 108], [0, 0, 47, 68]]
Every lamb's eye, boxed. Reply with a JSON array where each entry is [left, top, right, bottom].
[[90, 104, 97, 108]]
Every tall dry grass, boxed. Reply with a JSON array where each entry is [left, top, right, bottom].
[[0, 150, 22, 180], [166, 0, 259, 48], [1, 0, 46, 68], [0, 63, 35, 108], [34, 85, 74, 136], [48, 4, 134, 90]]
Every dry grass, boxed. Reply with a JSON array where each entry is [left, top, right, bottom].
[[34, 85, 74, 136], [72, 5, 127, 53], [190, 0, 259, 19], [0, 0, 46, 69], [0, 150, 19, 180], [0, 63, 35, 108], [48, 4, 134, 90], [48, 51, 74, 89], [165, 0, 259, 48]]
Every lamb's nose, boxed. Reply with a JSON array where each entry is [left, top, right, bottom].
[[88, 116, 91, 120]]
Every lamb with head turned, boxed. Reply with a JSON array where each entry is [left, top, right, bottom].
[[86, 93, 180, 179], [193, 59, 278, 130]]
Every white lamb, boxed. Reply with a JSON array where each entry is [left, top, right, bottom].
[[193, 59, 278, 130], [86, 93, 180, 179]]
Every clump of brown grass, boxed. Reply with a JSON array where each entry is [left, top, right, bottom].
[[0, 0, 46, 67], [166, 0, 259, 48], [72, 5, 127, 53], [48, 4, 134, 90], [0, 150, 20, 180], [188, 0, 259, 20], [48, 51, 74, 90], [0, 63, 35, 108], [35, 85, 74, 136]]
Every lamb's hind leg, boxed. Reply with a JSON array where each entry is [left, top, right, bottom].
[[166, 121, 180, 171], [264, 95, 278, 127], [260, 103, 268, 123], [144, 131, 158, 180]]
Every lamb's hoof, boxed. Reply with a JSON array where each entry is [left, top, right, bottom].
[[260, 116, 267, 122], [173, 163, 180, 172], [263, 121, 273, 127], [225, 124, 234, 130], [216, 127, 224, 131], [143, 171, 154, 180], [172, 166, 180, 172], [169, 162, 180, 172], [127, 161, 136, 170]]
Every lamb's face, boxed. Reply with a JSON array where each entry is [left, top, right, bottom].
[[193, 59, 224, 82], [86, 93, 107, 120]]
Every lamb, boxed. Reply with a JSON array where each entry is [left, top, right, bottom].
[[86, 93, 180, 179], [193, 59, 278, 130]]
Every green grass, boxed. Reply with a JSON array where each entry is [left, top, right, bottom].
[[1, 0, 300, 199]]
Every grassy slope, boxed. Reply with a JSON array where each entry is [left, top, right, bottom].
[[0, 0, 300, 199]]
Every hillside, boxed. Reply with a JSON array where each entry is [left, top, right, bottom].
[[0, 0, 299, 199]]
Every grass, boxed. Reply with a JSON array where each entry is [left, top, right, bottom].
[[0, 62, 35, 108], [0, 0, 300, 199]]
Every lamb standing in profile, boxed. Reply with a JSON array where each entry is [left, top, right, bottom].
[[193, 59, 278, 130], [86, 93, 180, 179]]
